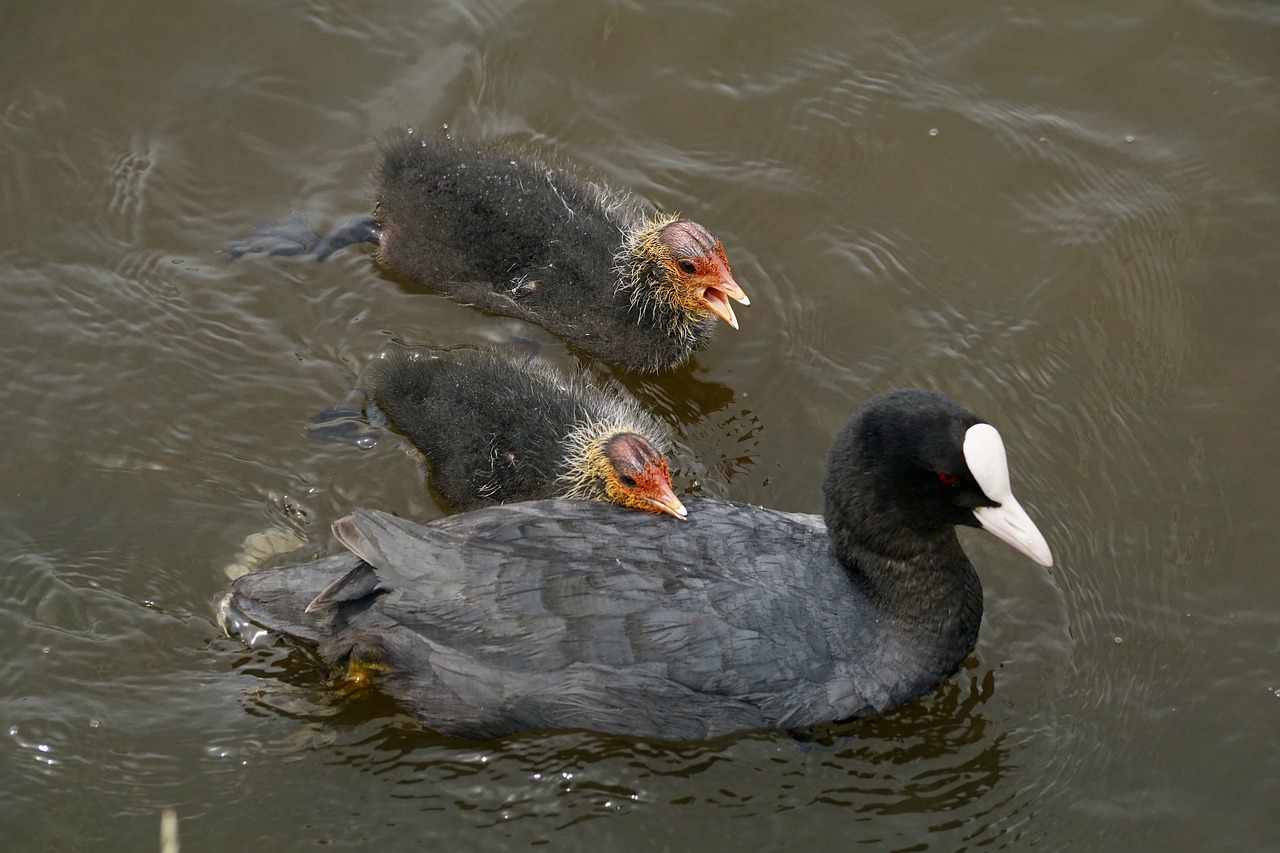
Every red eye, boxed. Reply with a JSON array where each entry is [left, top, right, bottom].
[[937, 471, 959, 485]]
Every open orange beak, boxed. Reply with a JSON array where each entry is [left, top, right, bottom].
[[700, 253, 749, 330]]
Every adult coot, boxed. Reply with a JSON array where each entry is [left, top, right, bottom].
[[222, 389, 1054, 740], [363, 345, 686, 518], [228, 131, 749, 374]]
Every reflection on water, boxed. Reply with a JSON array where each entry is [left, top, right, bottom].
[[220, 647, 1024, 847]]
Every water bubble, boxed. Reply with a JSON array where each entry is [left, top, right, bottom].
[[1124, 135, 1135, 143], [928, 128, 939, 137], [1113, 636, 1123, 644]]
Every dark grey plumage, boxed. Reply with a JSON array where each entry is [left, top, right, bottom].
[[228, 132, 748, 374], [224, 390, 1053, 740], [362, 345, 685, 517], [372, 134, 745, 373]]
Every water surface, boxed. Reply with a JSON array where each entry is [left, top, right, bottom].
[[2, 1, 1277, 849]]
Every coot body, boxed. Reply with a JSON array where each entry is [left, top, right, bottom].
[[363, 346, 685, 518], [229, 132, 748, 373], [224, 390, 1053, 740]]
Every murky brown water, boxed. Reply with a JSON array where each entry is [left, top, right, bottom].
[[2, 0, 1278, 849]]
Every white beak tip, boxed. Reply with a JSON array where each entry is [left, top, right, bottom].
[[974, 503, 1054, 568]]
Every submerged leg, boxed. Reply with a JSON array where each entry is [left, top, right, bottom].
[[226, 212, 321, 258], [306, 400, 380, 449], [227, 214, 381, 261], [313, 218, 382, 261]]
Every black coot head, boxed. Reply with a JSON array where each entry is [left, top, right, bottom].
[[824, 389, 1053, 566]]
